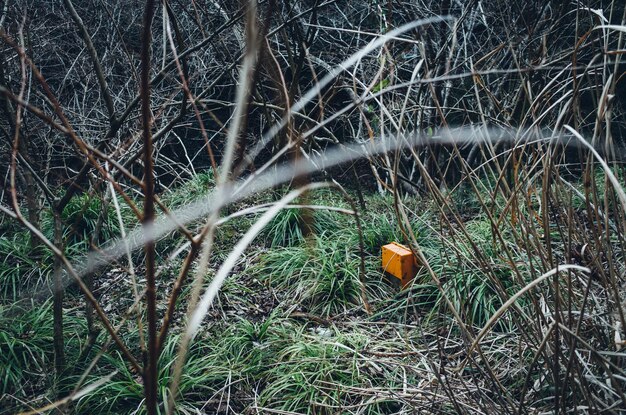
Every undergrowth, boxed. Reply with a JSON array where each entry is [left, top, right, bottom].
[[75, 334, 218, 415], [0, 300, 86, 412]]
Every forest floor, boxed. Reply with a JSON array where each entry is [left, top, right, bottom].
[[1, 172, 622, 414]]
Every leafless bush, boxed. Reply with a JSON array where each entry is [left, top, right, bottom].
[[1, 0, 625, 413]]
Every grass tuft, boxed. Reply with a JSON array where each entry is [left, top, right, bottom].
[[256, 229, 389, 316]]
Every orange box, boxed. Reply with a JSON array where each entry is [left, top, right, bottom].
[[382, 242, 418, 288]]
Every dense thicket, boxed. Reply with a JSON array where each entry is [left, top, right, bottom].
[[2, 0, 624, 191], [1, 1, 626, 414]]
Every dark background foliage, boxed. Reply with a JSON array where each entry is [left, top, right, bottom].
[[2, 0, 623, 195]]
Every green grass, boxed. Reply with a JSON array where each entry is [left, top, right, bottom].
[[0, 300, 87, 411], [203, 316, 411, 414], [259, 326, 369, 413], [0, 174, 542, 413], [39, 192, 123, 247], [75, 333, 221, 415], [0, 193, 123, 300], [161, 171, 215, 210], [256, 230, 389, 316], [0, 231, 53, 299], [263, 206, 338, 247], [405, 216, 529, 328], [0, 300, 53, 398], [357, 194, 425, 254]]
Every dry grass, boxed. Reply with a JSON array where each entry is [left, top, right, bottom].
[[1, 1, 625, 413]]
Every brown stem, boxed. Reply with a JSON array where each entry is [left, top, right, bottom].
[[52, 210, 66, 391], [140, 0, 158, 414], [0, 203, 142, 373], [0, 32, 143, 220], [157, 241, 199, 354], [61, 0, 117, 123], [0, 51, 40, 251]]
